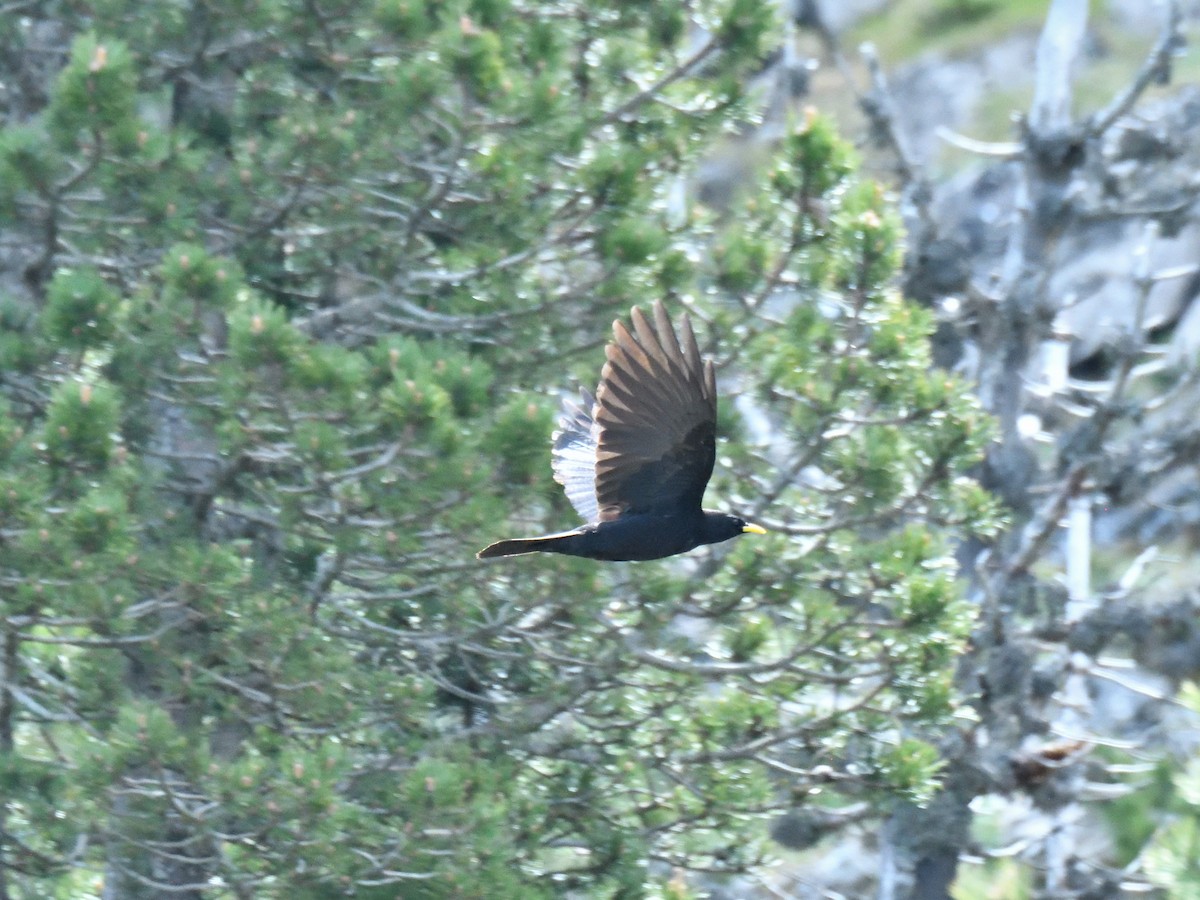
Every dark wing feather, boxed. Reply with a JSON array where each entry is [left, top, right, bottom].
[[551, 389, 601, 523], [593, 301, 717, 520]]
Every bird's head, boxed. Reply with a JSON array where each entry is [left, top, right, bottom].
[[702, 511, 767, 546]]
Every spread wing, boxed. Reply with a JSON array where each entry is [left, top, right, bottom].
[[551, 389, 601, 523], [592, 301, 717, 521]]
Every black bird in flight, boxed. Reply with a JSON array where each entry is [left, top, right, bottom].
[[478, 301, 765, 561]]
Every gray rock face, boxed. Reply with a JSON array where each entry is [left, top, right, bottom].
[[889, 34, 1041, 165], [920, 86, 1200, 376]]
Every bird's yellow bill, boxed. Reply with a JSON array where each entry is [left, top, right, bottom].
[[742, 523, 767, 535]]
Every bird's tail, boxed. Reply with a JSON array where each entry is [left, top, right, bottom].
[[477, 534, 570, 559]]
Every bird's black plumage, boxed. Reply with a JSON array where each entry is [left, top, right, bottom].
[[478, 302, 764, 561]]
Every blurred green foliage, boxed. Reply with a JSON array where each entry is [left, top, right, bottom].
[[1143, 684, 1200, 893]]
